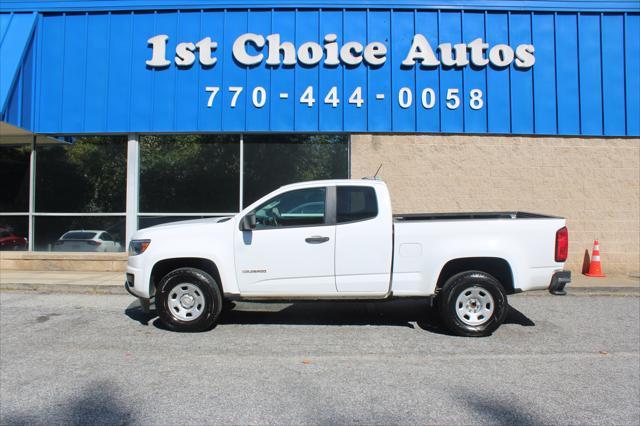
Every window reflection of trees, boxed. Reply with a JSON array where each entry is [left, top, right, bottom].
[[243, 134, 348, 207], [140, 135, 240, 213], [36, 136, 126, 213]]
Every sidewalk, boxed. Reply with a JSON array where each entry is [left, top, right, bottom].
[[1, 269, 638, 296], [0, 270, 125, 294]]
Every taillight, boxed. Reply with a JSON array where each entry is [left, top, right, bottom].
[[555, 227, 568, 262], [87, 240, 102, 246]]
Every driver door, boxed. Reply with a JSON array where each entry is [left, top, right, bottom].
[[234, 187, 337, 296]]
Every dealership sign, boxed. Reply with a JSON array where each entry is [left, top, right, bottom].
[[28, 9, 638, 136], [143, 32, 535, 117], [146, 34, 535, 69]]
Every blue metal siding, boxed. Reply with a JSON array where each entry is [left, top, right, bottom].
[[578, 13, 603, 135], [509, 12, 534, 134], [2, 7, 639, 136], [2, 1, 639, 13], [532, 12, 556, 134], [318, 10, 343, 131], [462, 11, 486, 133], [246, 9, 271, 132], [367, 10, 391, 132], [344, 10, 368, 132], [625, 14, 640, 135], [555, 13, 580, 134], [485, 12, 510, 133], [415, 10, 439, 132]]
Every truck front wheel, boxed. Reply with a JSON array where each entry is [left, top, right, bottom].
[[437, 271, 508, 337], [156, 267, 222, 332]]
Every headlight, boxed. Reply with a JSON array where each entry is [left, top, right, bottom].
[[129, 239, 151, 256]]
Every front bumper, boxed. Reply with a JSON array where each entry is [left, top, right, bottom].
[[549, 270, 571, 295], [125, 257, 152, 298], [124, 280, 137, 297], [125, 279, 153, 314]]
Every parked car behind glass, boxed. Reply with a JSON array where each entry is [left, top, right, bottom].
[[53, 230, 121, 252], [0, 227, 27, 251]]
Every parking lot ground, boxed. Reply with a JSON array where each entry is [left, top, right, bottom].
[[1, 291, 639, 425]]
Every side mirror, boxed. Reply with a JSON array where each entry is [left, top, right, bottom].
[[241, 212, 257, 231]]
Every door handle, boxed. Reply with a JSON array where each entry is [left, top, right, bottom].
[[305, 236, 330, 244]]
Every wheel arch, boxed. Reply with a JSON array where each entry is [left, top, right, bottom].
[[149, 257, 223, 296], [435, 257, 515, 295]]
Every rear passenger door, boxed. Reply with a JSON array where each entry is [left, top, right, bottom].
[[334, 186, 393, 294]]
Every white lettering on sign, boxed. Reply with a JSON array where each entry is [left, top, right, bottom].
[[147, 34, 219, 67], [265, 34, 297, 66], [147, 34, 535, 69], [196, 37, 218, 66], [175, 42, 196, 67], [233, 33, 265, 66], [204, 85, 489, 111], [146, 35, 171, 67]]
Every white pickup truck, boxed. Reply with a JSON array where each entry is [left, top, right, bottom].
[[125, 179, 570, 337]]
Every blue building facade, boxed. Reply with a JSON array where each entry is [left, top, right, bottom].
[[2, 1, 639, 136]]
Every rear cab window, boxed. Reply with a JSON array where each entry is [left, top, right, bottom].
[[337, 186, 378, 223]]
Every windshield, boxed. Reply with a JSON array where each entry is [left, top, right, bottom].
[[61, 232, 97, 240]]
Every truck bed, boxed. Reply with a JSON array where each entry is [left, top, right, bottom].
[[391, 211, 566, 296], [393, 211, 560, 221]]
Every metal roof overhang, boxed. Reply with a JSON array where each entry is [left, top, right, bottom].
[[0, 122, 71, 145]]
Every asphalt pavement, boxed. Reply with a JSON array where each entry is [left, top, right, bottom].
[[1, 291, 639, 425]]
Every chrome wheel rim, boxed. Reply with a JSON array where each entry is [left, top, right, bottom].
[[455, 286, 495, 326], [167, 283, 206, 322]]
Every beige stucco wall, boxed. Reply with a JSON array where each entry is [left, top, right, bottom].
[[351, 134, 640, 276]]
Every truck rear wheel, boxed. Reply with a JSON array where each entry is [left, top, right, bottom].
[[156, 267, 222, 332], [437, 271, 508, 337]]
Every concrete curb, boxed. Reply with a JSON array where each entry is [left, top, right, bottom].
[[563, 287, 640, 297], [0, 283, 127, 295], [1, 283, 638, 297]]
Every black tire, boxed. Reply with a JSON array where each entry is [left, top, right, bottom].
[[437, 271, 508, 337], [156, 267, 222, 332]]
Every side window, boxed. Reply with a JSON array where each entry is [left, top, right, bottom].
[[254, 188, 326, 229], [337, 186, 378, 223], [102, 232, 113, 241]]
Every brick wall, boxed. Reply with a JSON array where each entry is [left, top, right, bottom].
[[351, 134, 640, 276]]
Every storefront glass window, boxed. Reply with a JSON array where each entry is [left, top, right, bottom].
[[0, 216, 29, 251], [33, 216, 126, 252], [139, 135, 240, 213], [1, 138, 31, 251], [0, 142, 31, 212], [242, 134, 349, 207], [35, 136, 127, 213], [33, 136, 126, 252]]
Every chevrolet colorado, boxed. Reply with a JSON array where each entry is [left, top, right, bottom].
[[125, 179, 570, 336]]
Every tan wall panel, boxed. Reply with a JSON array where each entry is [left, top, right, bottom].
[[351, 134, 640, 276], [0, 252, 127, 272]]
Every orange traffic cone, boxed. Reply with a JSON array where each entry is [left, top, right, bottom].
[[584, 240, 606, 277]]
